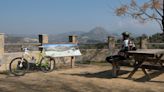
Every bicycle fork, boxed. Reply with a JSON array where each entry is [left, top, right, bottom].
[[19, 53, 27, 68], [17, 57, 24, 69]]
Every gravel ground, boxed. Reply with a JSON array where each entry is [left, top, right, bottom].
[[0, 64, 164, 92]]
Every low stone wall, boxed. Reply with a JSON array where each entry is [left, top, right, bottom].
[[0, 49, 119, 71], [0, 51, 37, 71], [76, 49, 119, 63], [0, 51, 73, 71]]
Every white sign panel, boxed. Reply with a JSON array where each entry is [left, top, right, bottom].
[[42, 44, 82, 57]]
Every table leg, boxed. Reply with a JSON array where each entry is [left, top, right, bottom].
[[128, 61, 143, 79], [141, 67, 151, 80], [155, 54, 163, 65]]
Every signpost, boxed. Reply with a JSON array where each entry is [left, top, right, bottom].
[[43, 44, 81, 57]]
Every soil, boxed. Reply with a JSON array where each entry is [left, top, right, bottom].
[[0, 64, 164, 92]]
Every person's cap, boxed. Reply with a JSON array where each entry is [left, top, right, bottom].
[[122, 32, 130, 36]]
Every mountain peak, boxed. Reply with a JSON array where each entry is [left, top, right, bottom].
[[79, 27, 110, 43], [90, 27, 108, 34]]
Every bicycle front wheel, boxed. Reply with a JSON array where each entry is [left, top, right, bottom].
[[40, 57, 55, 72], [9, 57, 29, 76]]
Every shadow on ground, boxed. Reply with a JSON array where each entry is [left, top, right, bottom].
[[66, 69, 131, 79], [134, 70, 164, 83], [0, 78, 78, 92]]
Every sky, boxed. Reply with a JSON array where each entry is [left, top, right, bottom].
[[0, 0, 162, 35]]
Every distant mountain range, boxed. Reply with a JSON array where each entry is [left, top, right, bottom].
[[48, 27, 114, 43], [5, 34, 39, 43], [79, 27, 110, 43], [48, 31, 85, 43], [5, 27, 124, 43]]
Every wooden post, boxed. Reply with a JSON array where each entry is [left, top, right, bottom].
[[107, 36, 115, 55], [38, 34, 48, 51], [140, 36, 148, 49], [69, 35, 77, 68], [38, 34, 48, 45], [0, 33, 4, 64], [107, 36, 115, 49]]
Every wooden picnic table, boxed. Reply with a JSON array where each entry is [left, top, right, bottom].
[[127, 49, 164, 79]]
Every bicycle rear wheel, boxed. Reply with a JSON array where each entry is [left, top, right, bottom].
[[40, 57, 55, 72], [9, 57, 29, 76]]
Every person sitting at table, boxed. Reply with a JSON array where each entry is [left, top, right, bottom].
[[106, 32, 136, 77]]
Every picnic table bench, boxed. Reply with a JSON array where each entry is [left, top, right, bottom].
[[127, 49, 164, 80]]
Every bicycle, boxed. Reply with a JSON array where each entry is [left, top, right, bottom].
[[9, 47, 56, 76]]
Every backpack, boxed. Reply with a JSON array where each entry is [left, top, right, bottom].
[[128, 40, 136, 51]]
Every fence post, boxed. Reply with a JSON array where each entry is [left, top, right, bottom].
[[107, 36, 115, 55], [0, 33, 4, 64], [139, 36, 148, 49], [107, 36, 115, 50], [69, 35, 77, 68], [38, 34, 49, 45]]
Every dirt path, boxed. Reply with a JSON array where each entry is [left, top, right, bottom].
[[0, 65, 164, 92]]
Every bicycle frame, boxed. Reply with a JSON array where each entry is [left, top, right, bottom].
[[21, 48, 46, 64]]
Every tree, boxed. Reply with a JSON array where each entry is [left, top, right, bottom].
[[149, 33, 164, 42], [115, 0, 163, 33]]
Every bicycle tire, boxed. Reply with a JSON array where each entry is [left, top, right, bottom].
[[40, 56, 55, 72], [9, 57, 29, 76]]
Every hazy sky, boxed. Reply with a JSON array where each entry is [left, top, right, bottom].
[[0, 0, 161, 35]]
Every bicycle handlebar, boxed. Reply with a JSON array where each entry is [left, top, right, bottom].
[[21, 47, 29, 51], [21, 45, 45, 51], [38, 46, 44, 48]]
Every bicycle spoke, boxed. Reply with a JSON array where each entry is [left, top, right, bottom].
[[9, 57, 29, 76], [40, 57, 55, 72]]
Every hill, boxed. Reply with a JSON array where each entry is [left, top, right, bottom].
[[79, 27, 110, 43]]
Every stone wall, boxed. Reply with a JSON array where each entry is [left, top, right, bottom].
[[0, 33, 4, 64], [0, 49, 118, 71], [76, 49, 118, 63], [0, 51, 74, 71], [0, 51, 38, 71]]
